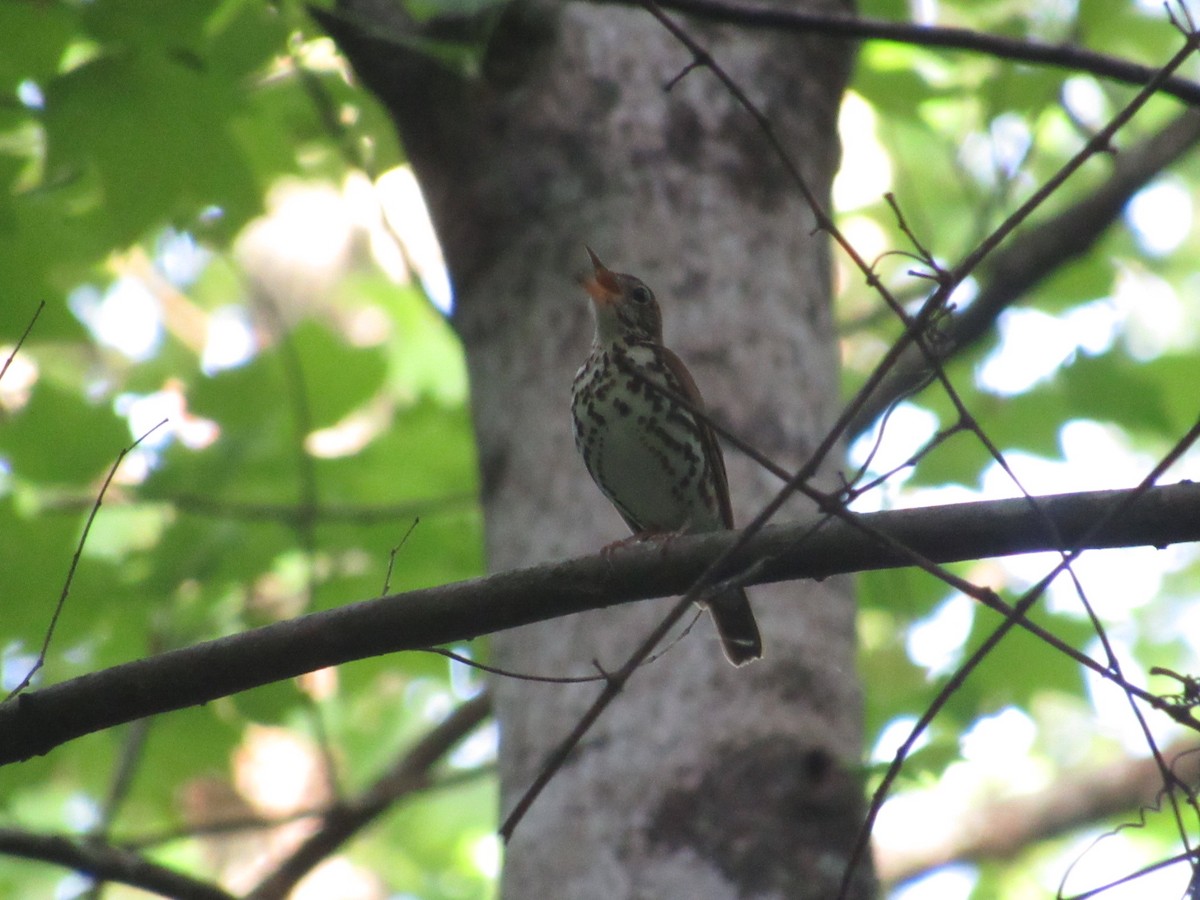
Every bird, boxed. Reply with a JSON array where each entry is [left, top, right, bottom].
[[570, 247, 763, 666]]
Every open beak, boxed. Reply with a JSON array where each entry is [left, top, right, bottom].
[[581, 246, 621, 306]]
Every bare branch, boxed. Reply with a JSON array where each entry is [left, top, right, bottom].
[[248, 692, 491, 900], [0, 696, 490, 900], [1, 480, 1198, 766], [838, 413, 1200, 896], [5, 420, 168, 700], [0, 828, 234, 900], [877, 741, 1200, 887], [849, 107, 1200, 436], [613, 0, 1200, 106]]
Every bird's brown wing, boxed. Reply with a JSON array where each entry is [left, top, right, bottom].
[[657, 346, 736, 530]]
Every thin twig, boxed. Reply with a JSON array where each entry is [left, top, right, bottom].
[[382, 517, 420, 595], [0, 301, 44, 386], [5, 419, 168, 700], [426, 646, 613, 684]]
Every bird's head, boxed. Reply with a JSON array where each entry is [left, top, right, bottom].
[[581, 247, 663, 345]]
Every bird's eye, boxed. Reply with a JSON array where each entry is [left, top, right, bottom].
[[630, 285, 652, 304]]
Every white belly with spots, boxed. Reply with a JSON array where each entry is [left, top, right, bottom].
[[572, 345, 720, 534], [591, 412, 695, 531]]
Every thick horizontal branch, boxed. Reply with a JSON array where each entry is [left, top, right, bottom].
[[1, 481, 1197, 765], [622, 0, 1200, 106]]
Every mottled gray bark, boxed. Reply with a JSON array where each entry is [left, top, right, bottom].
[[318, 1, 868, 895]]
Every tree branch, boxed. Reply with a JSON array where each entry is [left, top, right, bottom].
[[613, 0, 1200, 106], [848, 107, 1200, 436], [0, 696, 491, 900], [2, 481, 1198, 765], [248, 691, 492, 900], [876, 740, 1200, 887], [0, 828, 234, 900]]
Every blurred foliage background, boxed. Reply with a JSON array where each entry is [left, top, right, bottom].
[[1, 0, 1198, 897]]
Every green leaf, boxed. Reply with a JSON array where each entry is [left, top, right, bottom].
[[0, 496, 80, 644], [42, 50, 260, 245], [140, 512, 294, 617], [346, 278, 468, 403], [375, 776, 497, 896], [232, 678, 305, 724], [0, 191, 117, 332], [316, 399, 479, 507], [186, 321, 388, 433], [1055, 350, 1177, 436], [0, 382, 128, 485], [287, 321, 390, 428], [1121, 353, 1200, 441], [950, 603, 1091, 718], [0, 3, 76, 93], [1017, 244, 1118, 313], [79, 0, 213, 51]]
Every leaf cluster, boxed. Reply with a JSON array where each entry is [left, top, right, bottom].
[[0, 1, 491, 897]]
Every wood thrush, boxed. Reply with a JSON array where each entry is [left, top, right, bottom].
[[571, 248, 763, 666]]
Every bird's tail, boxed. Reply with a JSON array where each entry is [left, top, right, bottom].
[[707, 588, 762, 666]]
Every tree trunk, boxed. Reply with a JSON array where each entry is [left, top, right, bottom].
[[318, 0, 868, 895]]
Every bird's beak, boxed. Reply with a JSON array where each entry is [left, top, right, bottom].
[[581, 246, 621, 307]]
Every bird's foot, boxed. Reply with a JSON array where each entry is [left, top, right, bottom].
[[600, 529, 679, 560]]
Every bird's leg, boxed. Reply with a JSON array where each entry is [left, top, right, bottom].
[[600, 530, 658, 559], [600, 519, 696, 559]]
